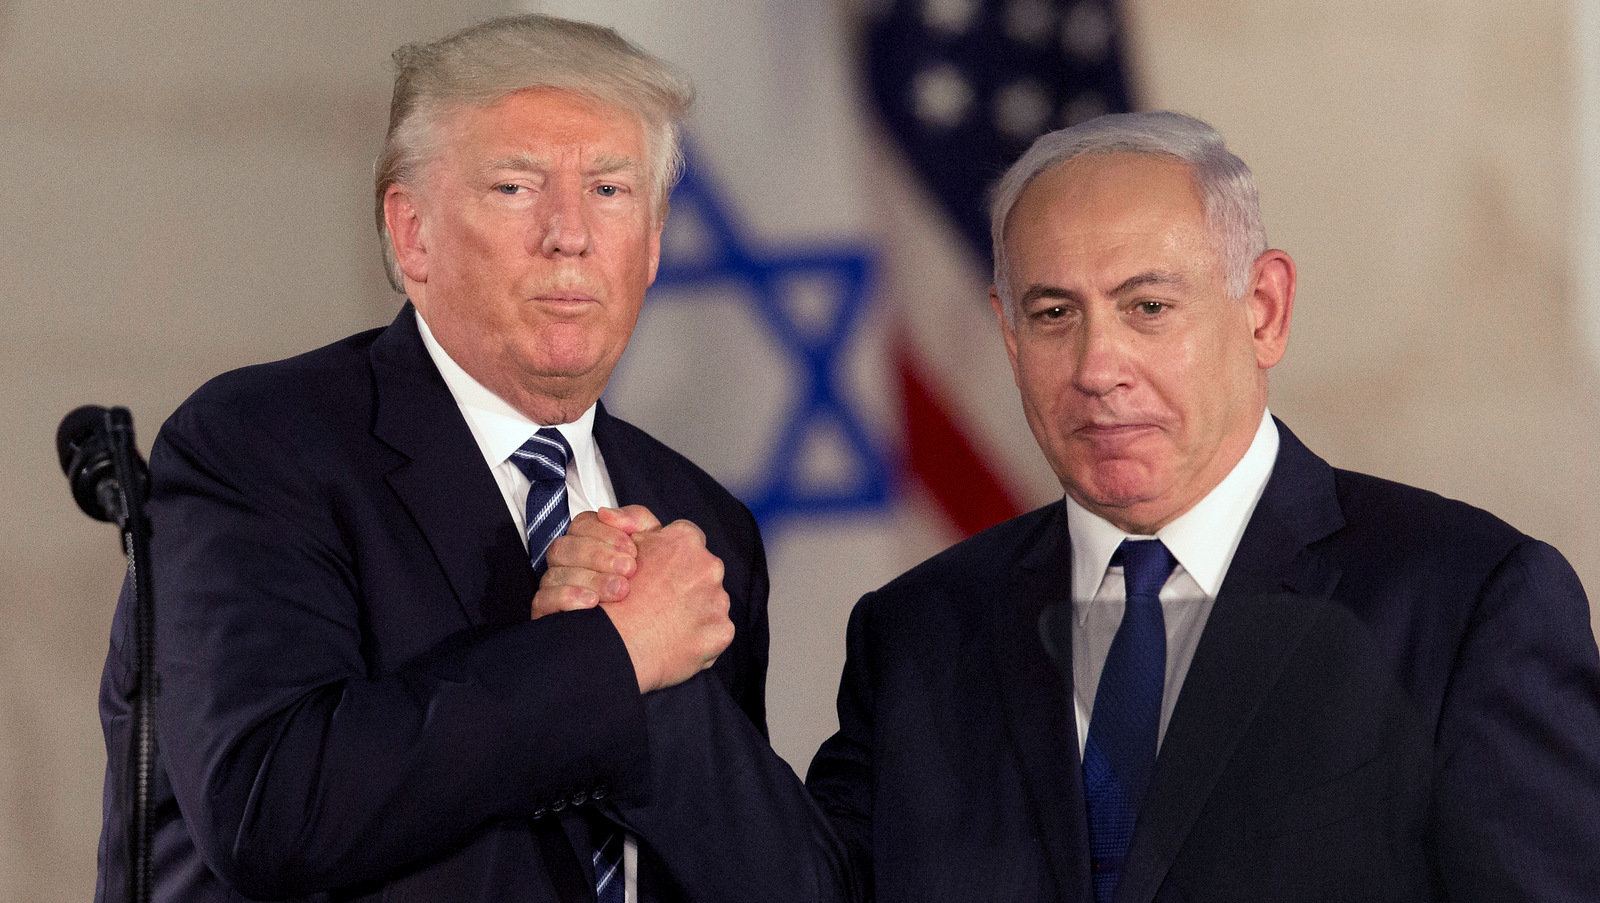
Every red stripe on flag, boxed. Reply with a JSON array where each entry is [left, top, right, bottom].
[[895, 336, 1023, 537]]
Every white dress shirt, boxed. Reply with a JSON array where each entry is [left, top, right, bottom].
[[415, 312, 618, 530], [415, 309, 638, 901], [1065, 409, 1279, 755]]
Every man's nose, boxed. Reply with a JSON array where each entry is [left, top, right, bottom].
[[1071, 313, 1130, 397], [537, 181, 591, 257]]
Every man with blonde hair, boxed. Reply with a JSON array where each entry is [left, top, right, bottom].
[[96, 15, 838, 903]]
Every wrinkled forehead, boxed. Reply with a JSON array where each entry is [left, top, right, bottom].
[[1001, 153, 1223, 280], [1012, 153, 1203, 233], [449, 88, 645, 143], [411, 91, 644, 185]]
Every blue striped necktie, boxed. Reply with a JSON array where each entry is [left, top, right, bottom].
[[592, 826, 623, 903], [510, 428, 571, 574], [1083, 538, 1176, 903], [511, 428, 624, 901]]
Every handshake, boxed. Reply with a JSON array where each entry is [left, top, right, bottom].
[[533, 507, 734, 695]]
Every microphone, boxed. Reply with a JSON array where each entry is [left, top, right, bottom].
[[61, 405, 159, 903], [57, 405, 148, 526]]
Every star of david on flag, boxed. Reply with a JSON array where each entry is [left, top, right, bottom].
[[608, 151, 891, 531]]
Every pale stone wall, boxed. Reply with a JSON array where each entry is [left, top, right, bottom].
[[1, 1, 1593, 898]]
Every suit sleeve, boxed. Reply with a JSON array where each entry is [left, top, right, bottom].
[[805, 591, 879, 892], [738, 514, 772, 736], [149, 399, 650, 899], [617, 673, 860, 903], [1431, 539, 1600, 901]]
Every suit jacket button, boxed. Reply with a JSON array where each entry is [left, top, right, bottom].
[[591, 787, 607, 800], [533, 807, 548, 819], [571, 791, 588, 806], [552, 797, 568, 812]]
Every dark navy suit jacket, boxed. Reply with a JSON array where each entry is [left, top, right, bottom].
[[807, 421, 1600, 901], [96, 306, 838, 902]]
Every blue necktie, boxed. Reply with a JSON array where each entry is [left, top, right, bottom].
[[510, 428, 571, 574], [511, 429, 624, 901], [592, 826, 623, 903], [1084, 539, 1176, 903]]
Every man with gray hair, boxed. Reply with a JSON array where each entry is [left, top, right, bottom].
[[96, 14, 839, 903], [796, 111, 1600, 900]]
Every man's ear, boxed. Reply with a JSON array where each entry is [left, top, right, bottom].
[[384, 184, 429, 284], [989, 287, 1023, 388], [646, 216, 664, 286], [1247, 249, 1295, 370]]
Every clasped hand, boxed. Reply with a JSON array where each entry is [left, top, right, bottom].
[[534, 507, 733, 694]]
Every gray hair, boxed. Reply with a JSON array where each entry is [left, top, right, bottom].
[[374, 14, 696, 292], [989, 111, 1266, 314]]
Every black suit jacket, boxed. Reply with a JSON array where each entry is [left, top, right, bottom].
[[806, 421, 1600, 901], [94, 306, 818, 902]]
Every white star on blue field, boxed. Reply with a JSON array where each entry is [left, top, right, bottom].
[[605, 149, 891, 531]]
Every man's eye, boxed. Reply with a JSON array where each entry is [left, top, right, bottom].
[[1038, 306, 1066, 319], [1136, 301, 1166, 315], [495, 184, 521, 195], [596, 184, 619, 197]]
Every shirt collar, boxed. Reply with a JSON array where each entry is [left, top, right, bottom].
[[413, 307, 600, 472], [1066, 409, 1280, 607]]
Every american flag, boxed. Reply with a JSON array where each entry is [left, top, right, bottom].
[[863, 0, 1133, 537], [864, 0, 1133, 263]]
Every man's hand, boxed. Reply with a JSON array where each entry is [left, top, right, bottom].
[[534, 507, 655, 617], [536, 506, 734, 693], [606, 519, 733, 693]]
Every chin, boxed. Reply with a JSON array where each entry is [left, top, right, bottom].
[[1074, 462, 1167, 511], [516, 339, 611, 376], [521, 358, 606, 383]]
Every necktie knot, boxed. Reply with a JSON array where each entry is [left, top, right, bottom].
[[1113, 538, 1177, 602], [512, 428, 572, 573], [511, 428, 570, 485]]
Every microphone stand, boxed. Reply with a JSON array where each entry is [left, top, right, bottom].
[[103, 408, 157, 903]]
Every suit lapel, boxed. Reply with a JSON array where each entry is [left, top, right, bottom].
[[989, 506, 1096, 901], [593, 402, 677, 522], [369, 304, 536, 627], [1114, 423, 1346, 903]]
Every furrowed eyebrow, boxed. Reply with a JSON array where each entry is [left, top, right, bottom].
[[486, 153, 546, 171], [1017, 271, 1190, 307], [479, 153, 639, 180], [480, 154, 549, 178], [1017, 284, 1079, 307], [1108, 271, 1189, 295], [588, 154, 640, 177]]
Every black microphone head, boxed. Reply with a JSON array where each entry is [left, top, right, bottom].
[[57, 405, 108, 475], [58, 405, 118, 522]]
